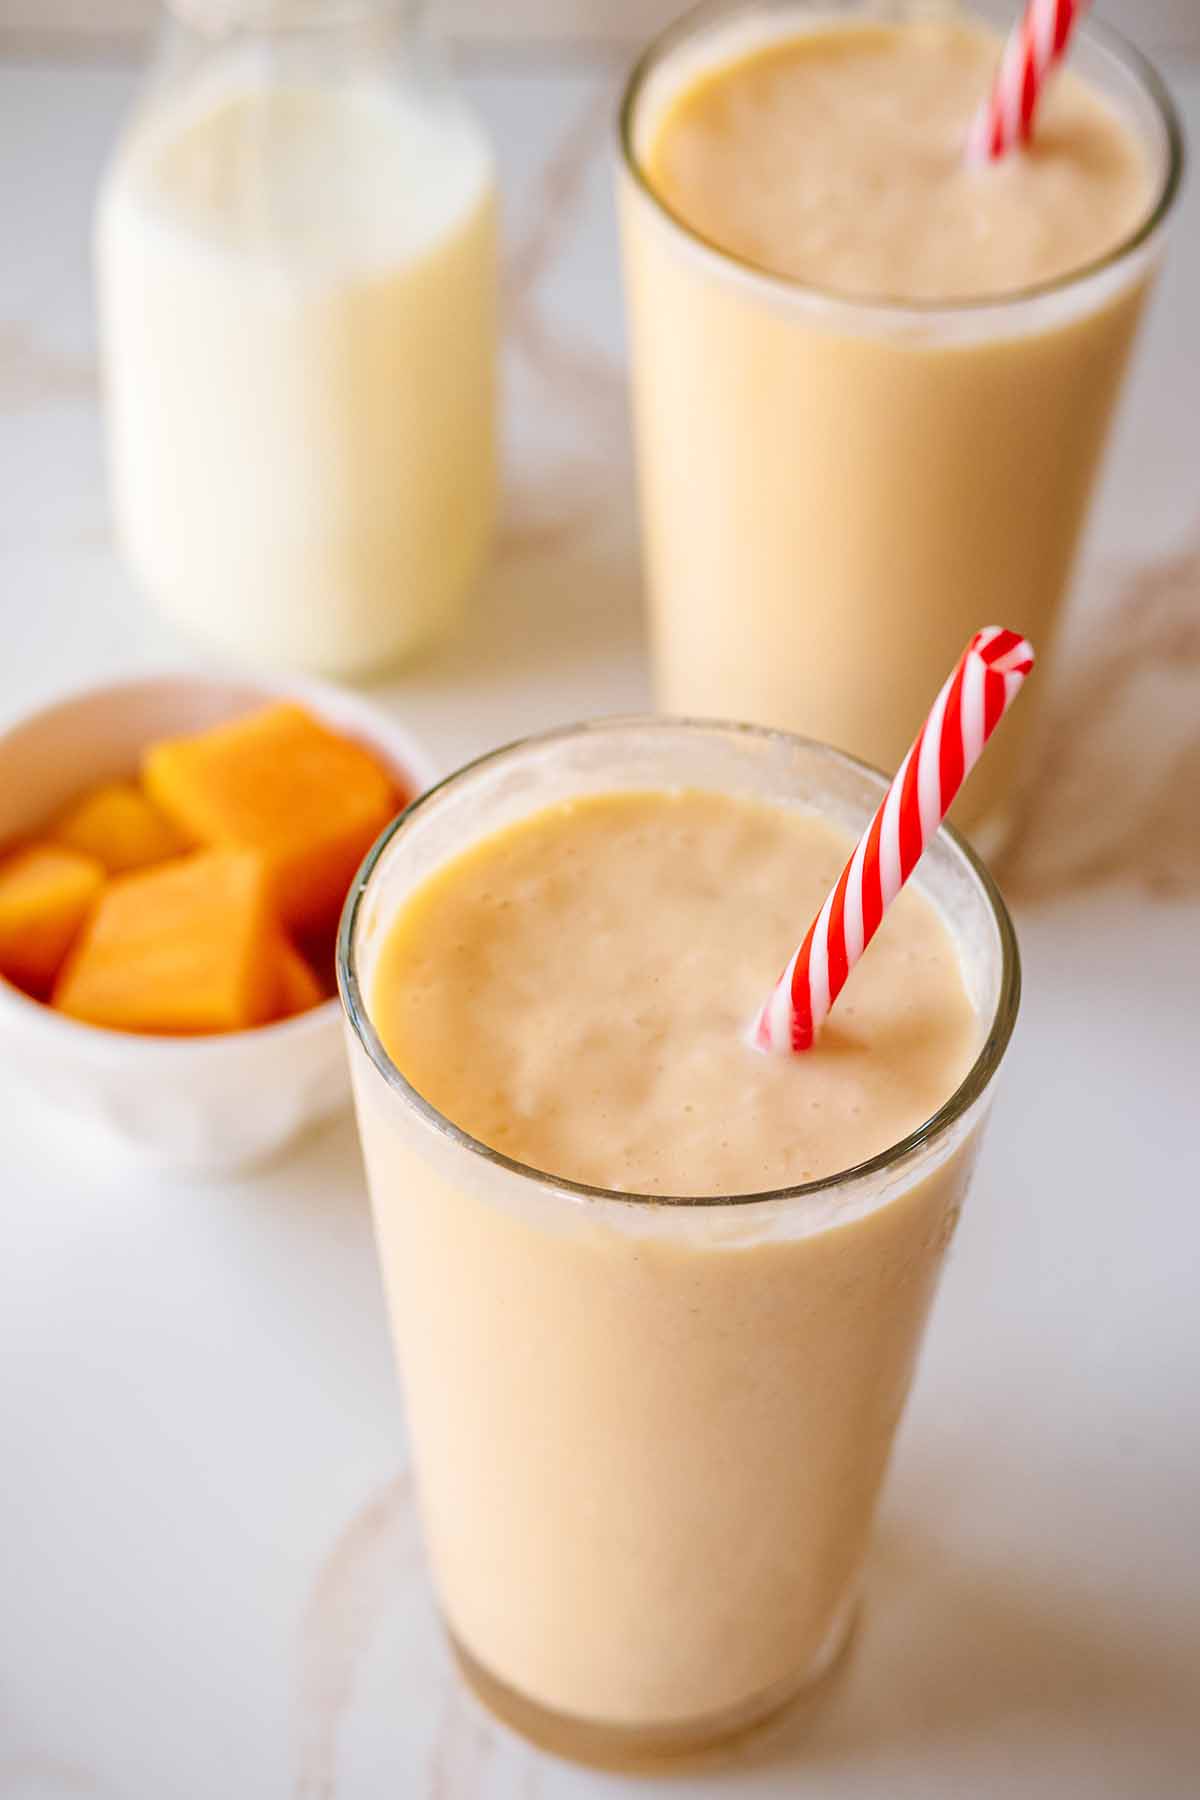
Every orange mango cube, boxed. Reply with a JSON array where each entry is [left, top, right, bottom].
[[53, 850, 277, 1034], [274, 935, 325, 1019], [143, 704, 399, 934], [0, 844, 105, 998], [52, 780, 186, 874]]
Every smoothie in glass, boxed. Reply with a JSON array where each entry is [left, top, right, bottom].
[[618, 2, 1180, 844], [340, 721, 1020, 1764]]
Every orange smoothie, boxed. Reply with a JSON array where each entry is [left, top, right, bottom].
[[370, 791, 978, 1194], [619, 4, 1177, 843], [342, 724, 1018, 1760]]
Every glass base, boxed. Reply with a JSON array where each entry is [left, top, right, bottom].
[[447, 1594, 858, 1772]]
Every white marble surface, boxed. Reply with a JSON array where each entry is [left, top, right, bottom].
[[2, 54, 1200, 1800]]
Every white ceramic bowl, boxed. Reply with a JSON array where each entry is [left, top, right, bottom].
[[0, 670, 437, 1176]]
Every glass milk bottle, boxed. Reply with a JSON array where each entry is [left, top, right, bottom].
[[96, 1, 497, 676]]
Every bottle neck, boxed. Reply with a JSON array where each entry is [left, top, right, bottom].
[[165, 1, 422, 37]]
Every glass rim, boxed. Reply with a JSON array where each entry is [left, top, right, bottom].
[[337, 716, 1021, 1211], [616, 0, 1184, 319]]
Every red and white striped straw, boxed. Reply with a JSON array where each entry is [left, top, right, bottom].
[[752, 627, 1034, 1055], [966, 0, 1091, 165]]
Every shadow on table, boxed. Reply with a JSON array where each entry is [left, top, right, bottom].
[[725, 1519, 1194, 1784]]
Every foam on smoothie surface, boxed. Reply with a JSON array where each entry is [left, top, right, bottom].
[[370, 790, 979, 1196], [644, 18, 1152, 302]]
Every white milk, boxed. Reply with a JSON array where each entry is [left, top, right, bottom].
[[97, 73, 496, 674]]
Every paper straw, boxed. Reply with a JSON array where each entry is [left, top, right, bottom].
[[752, 627, 1034, 1054], [966, 0, 1091, 165]]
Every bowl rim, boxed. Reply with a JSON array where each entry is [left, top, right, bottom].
[[0, 665, 439, 1058]]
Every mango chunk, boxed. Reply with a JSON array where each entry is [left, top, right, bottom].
[[53, 850, 276, 1034], [52, 780, 186, 874], [273, 935, 325, 1019], [0, 844, 105, 998], [143, 704, 399, 934]]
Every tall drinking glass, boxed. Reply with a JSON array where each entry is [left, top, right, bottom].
[[617, 1, 1182, 848], [339, 720, 1020, 1765]]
